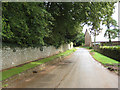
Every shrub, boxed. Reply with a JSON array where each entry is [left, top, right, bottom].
[[89, 47, 92, 49], [96, 46, 120, 62]]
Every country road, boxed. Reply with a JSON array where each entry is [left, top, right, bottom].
[[14, 48, 118, 88]]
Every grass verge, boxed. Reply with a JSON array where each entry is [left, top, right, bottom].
[[1, 48, 76, 81], [90, 49, 119, 65], [90, 49, 119, 75]]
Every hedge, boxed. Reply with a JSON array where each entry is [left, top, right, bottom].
[[95, 46, 120, 62]]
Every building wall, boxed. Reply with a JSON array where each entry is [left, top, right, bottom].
[[2, 43, 73, 70], [85, 30, 92, 47]]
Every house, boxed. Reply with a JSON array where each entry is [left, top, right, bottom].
[[84, 29, 120, 46], [85, 29, 92, 47]]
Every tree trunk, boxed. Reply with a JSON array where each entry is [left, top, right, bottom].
[[107, 24, 112, 45], [94, 30, 96, 43], [94, 35, 96, 43], [108, 33, 112, 46], [108, 33, 111, 42]]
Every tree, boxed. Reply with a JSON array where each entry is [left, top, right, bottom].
[[2, 2, 116, 48], [89, 27, 102, 43], [44, 2, 115, 47], [111, 28, 120, 39], [104, 29, 117, 43], [103, 17, 118, 43], [88, 2, 115, 43], [2, 2, 54, 47], [73, 33, 85, 46], [101, 2, 118, 43]]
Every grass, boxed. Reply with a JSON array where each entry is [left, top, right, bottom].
[[1, 48, 76, 81], [90, 50, 119, 65]]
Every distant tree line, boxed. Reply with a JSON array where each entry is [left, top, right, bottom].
[[2, 2, 115, 48]]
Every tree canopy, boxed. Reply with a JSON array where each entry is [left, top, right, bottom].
[[102, 16, 118, 43], [2, 2, 115, 48]]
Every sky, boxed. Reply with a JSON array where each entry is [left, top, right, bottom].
[[83, 2, 118, 42]]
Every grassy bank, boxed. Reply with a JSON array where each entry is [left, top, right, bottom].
[[90, 49, 119, 65], [1, 48, 76, 81], [90, 49, 119, 75]]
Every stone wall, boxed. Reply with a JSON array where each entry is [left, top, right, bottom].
[[2, 43, 73, 70], [85, 30, 92, 47], [2, 52, 72, 88]]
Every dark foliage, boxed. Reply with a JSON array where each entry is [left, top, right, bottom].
[[2, 2, 115, 48]]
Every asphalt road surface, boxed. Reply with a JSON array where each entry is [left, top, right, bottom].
[[14, 48, 118, 88]]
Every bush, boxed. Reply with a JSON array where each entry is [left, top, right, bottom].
[[95, 46, 120, 62], [89, 47, 92, 49]]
